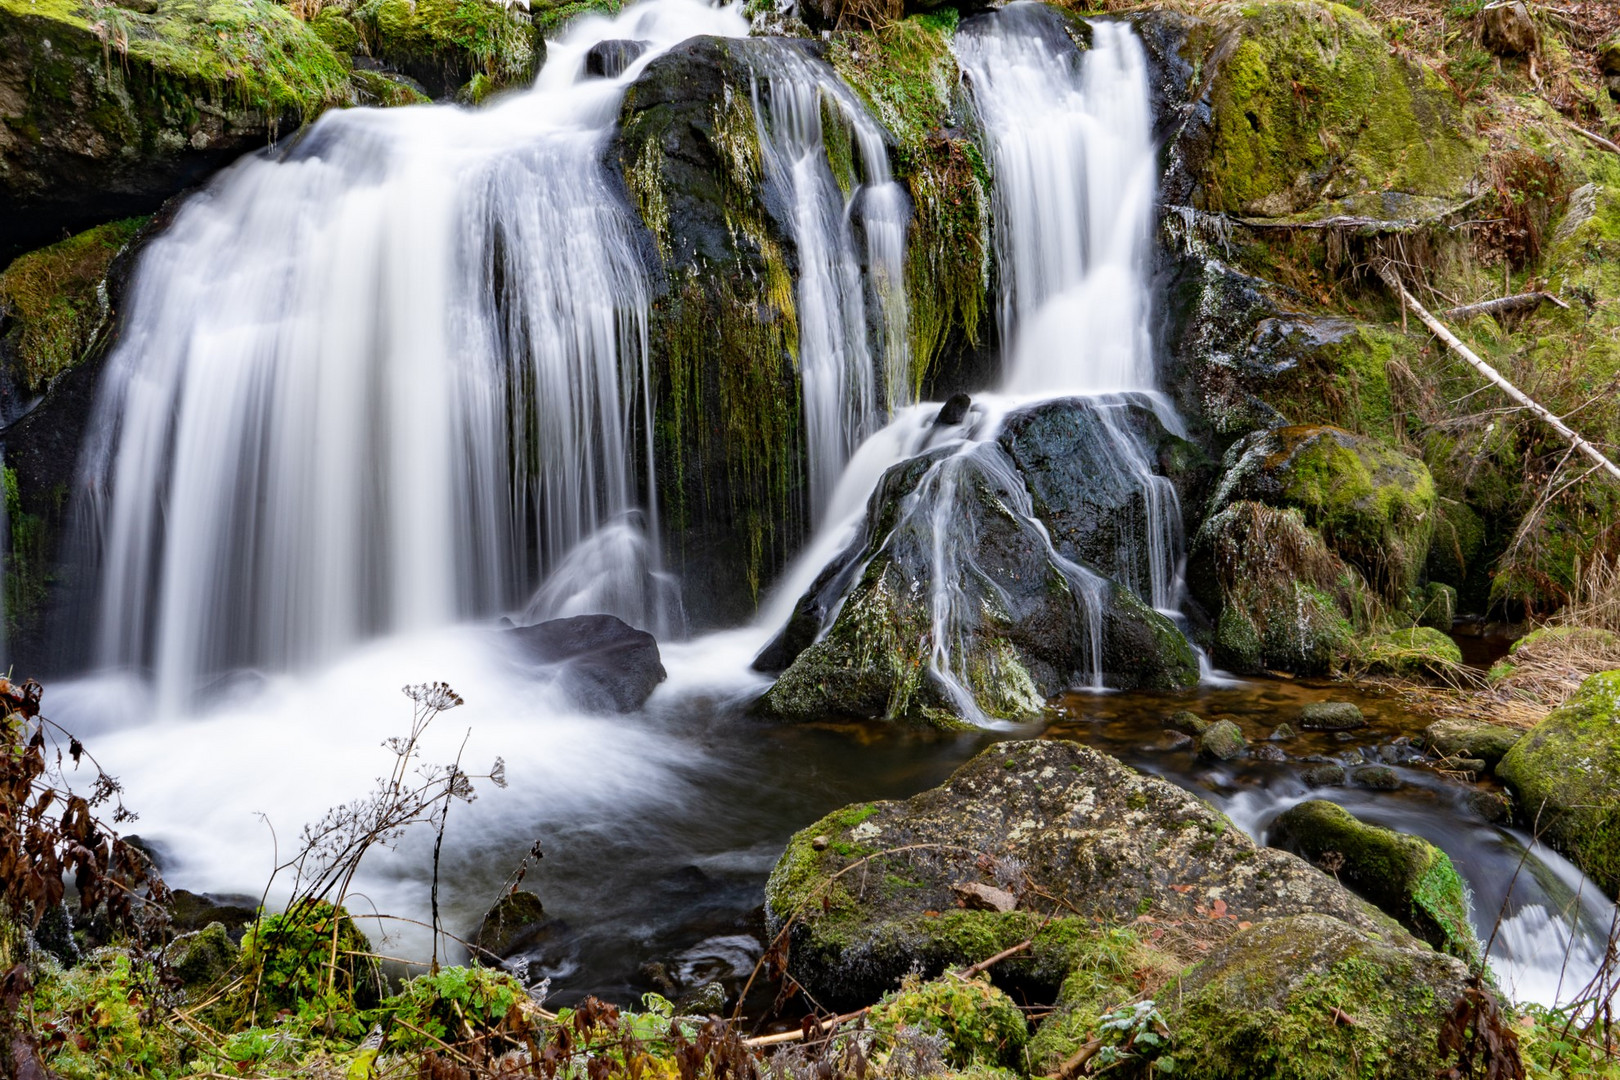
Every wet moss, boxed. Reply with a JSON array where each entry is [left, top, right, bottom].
[[354, 0, 535, 89], [869, 974, 1028, 1068], [530, 0, 618, 39], [1352, 626, 1462, 678], [0, 218, 145, 394], [3, 465, 54, 641]]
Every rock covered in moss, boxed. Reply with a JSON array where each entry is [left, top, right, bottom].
[[1189, 500, 1353, 675], [1210, 425, 1435, 596], [1299, 701, 1364, 731], [1163, 913, 1470, 1079], [470, 890, 547, 958], [1268, 800, 1478, 962], [1301, 762, 1346, 787], [348, 0, 537, 99], [1197, 718, 1246, 760], [869, 973, 1027, 1068], [1420, 717, 1521, 768], [1353, 627, 1463, 678], [1023, 925, 1183, 1073], [764, 739, 1411, 1004], [1197, 1, 1478, 218], [0, 0, 354, 257], [169, 922, 240, 991], [1497, 670, 1620, 898], [1351, 764, 1401, 791], [1165, 710, 1208, 735]]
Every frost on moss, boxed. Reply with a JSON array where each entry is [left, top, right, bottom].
[[1497, 669, 1620, 899], [0, 218, 144, 395], [1202, 1, 1479, 217]]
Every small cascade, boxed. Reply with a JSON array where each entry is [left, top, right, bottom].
[[76, 0, 750, 706], [744, 48, 912, 519]]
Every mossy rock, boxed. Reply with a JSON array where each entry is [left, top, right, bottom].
[[1023, 925, 1183, 1073], [1299, 700, 1364, 730], [169, 922, 240, 992], [1412, 582, 1456, 632], [1237, 316, 1405, 436], [1197, 718, 1246, 761], [352, 0, 536, 99], [764, 739, 1411, 1005], [1510, 624, 1620, 656], [1164, 913, 1470, 1080], [1165, 710, 1208, 735], [530, 0, 618, 39], [1424, 499, 1485, 608], [1268, 800, 1479, 963], [1420, 717, 1521, 768], [469, 890, 546, 958], [1200, 1, 1479, 217], [1352, 627, 1462, 678], [1189, 500, 1354, 675], [869, 973, 1027, 1068], [236, 901, 383, 1020], [1211, 425, 1435, 597], [1496, 670, 1620, 899], [0, 0, 355, 256]]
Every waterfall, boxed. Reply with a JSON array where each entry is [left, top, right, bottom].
[[744, 47, 911, 519], [76, 0, 750, 706]]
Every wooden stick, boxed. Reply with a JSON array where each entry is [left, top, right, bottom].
[[743, 1008, 870, 1049], [1047, 1035, 1105, 1080], [1569, 124, 1620, 156], [1439, 290, 1570, 322], [956, 938, 1033, 979], [1377, 262, 1620, 484]]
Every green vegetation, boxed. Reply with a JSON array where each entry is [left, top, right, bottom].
[[352, 0, 535, 85], [869, 973, 1028, 1068]]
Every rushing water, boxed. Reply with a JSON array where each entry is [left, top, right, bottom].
[[35, 0, 1611, 1015]]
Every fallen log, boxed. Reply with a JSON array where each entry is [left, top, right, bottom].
[[1439, 291, 1570, 322], [1378, 261, 1620, 484]]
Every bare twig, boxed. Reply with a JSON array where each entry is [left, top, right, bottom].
[[1440, 291, 1570, 322]]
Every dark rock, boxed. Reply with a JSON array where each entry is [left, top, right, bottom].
[[1481, 2, 1537, 56], [1197, 719, 1246, 761], [1163, 913, 1469, 1078], [1251, 743, 1287, 763], [585, 39, 646, 78], [1451, 758, 1488, 777], [1421, 717, 1521, 768], [1466, 789, 1512, 824], [1269, 799, 1477, 961], [505, 614, 666, 713], [1164, 710, 1209, 736], [1301, 763, 1346, 787], [170, 922, 240, 990], [1351, 765, 1401, 791], [32, 902, 79, 968], [674, 981, 727, 1016], [1299, 701, 1365, 731], [471, 890, 548, 958], [1160, 731, 1194, 751], [934, 392, 972, 427], [1268, 723, 1296, 741], [169, 890, 259, 937], [766, 739, 1414, 1005]]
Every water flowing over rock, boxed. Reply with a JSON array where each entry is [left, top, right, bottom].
[[504, 614, 666, 714], [764, 739, 1415, 1005]]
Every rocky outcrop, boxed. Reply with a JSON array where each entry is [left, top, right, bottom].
[[1268, 799, 1479, 962], [504, 614, 666, 713], [1163, 913, 1470, 1080], [1497, 669, 1620, 898], [764, 739, 1414, 1005]]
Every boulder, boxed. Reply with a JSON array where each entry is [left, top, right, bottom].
[[504, 614, 666, 713], [347, 0, 537, 99], [1420, 717, 1521, 768], [764, 739, 1413, 1004], [470, 890, 549, 958], [1164, 913, 1470, 1079], [1165, 710, 1208, 735], [1209, 425, 1435, 597], [757, 434, 1198, 726], [1497, 670, 1620, 898], [1197, 719, 1246, 761], [584, 39, 646, 79], [1300, 701, 1365, 731], [1481, 2, 1537, 56], [1351, 765, 1401, 791], [1268, 799, 1478, 961], [1301, 763, 1346, 787], [868, 974, 1028, 1069], [170, 922, 241, 990], [1415, 582, 1457, 631], [1353, 627, 1463, 678]]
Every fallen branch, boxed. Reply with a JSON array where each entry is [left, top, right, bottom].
[[1568, 123, 1620, 156], [1047, 1035, 1105, 1080], [1378, 262, 1620, 484], [1439, 291, 1569, 322], [957, 939, 1033, 979], [743, 1008, 870, 1049]]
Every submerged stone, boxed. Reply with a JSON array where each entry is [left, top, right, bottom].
[[1165, 710, 1209, 735], [764, 739, 1410, 1004], [505, 614, 666, 713], [1268, 799, 1478, 962], [1302, 763, 1346, 787], [1497, 670, 1620, 898], [1351, 765, 1401, 791]]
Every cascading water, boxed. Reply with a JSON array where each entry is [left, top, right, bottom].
[[744, 48, 911, 518], [76, 0, 748, 705]]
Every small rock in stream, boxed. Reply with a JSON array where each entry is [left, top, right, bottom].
[[1351, 765, 1402, 791], [1300, 700, 1366, 731], [1302, 763, 1346, 787], [1197, 719, 1247, 761]]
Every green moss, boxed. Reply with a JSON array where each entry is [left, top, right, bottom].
[[869, 973, 1028, 1068], [1204, 2, 1479, 216], [1026, 926, 1181, 1073], [1352, 626, 1463, 678], [379, 966, 527, 1052], [1497, 670, 1620, 898], [1269, 800, 1479, 964], [529, 0, 618, 38], [31, 951, 180, 1080], [3, 466, 52, 640], [236, 901, 382, 1026], [309, 5, 362, 56], [0, 218, 145, 393], [355, 0, 535, 87]]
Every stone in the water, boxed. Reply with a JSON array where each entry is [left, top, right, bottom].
[[471, 890, 548, 958], [1421, 717, 1521, 768], [1268, 723, 1296, 741], [933, 392, 972, 426], [1467, 789, 1512, 823], [1351, 765, 1401, 790], [1268, 800, 1478, 962], [585, 39, 646, 78], [674, 980, 727, 1016], [1300, 700, 1365, 731], [505, 614, 666, 713], [1197, 719, 1246, 761], [1163, 913, 1469, 1078], [1252, 743, 1287, 763], [1302, 763, 1346, 787], [1165, 709, 1208, 735], [1160, 731, 1194, 751], [765, 739, 1411, 1004]]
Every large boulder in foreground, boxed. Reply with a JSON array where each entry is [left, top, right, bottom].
[[504, 614, 666, 713], [764, 739, 1410, 1005], [1163, 913, 1469, 1080], [1497, 669, 1620, 898], [1268, 799, 1478, 963]]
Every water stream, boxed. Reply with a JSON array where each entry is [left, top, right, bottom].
[[33, 0, 1610, 1018]]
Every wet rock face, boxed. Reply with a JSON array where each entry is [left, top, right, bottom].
[[1164, 912, 1470, 1080], [1497, 670, 1620, 899], [1268, 799, 1478, 962], [585, 39, 646, 78], [504, 614, 667, 713], [764, 739, 1411, 1005]]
